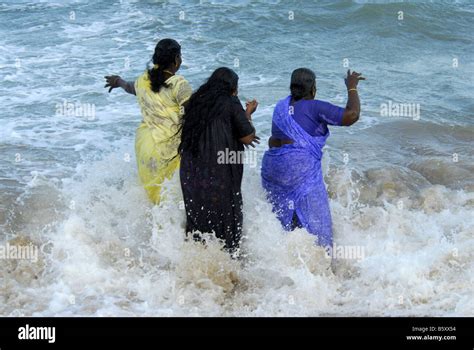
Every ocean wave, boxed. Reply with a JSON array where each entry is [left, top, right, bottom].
[[1, 145, 472, 316]]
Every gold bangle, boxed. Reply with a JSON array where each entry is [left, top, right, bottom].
[[348, 88, 358, 93]]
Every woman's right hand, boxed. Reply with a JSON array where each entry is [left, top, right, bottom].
[[104, 75, 122, 93], [241, 134, 261, 148], [344, 70, 365, 90]]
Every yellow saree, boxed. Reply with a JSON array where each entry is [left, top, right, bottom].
[[134, 71, 192, 204]]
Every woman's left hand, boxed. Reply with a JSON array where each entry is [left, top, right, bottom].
[[245, 99, 258, 115]]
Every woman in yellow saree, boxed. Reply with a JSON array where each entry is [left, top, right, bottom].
[[105, 39, 192, 204]]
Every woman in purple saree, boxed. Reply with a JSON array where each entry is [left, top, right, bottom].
[[261, 68, 364, 247]]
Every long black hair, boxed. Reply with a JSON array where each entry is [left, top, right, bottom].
[[148, 38, 181, 93], [290, 68, 316, 101], [178, 67, 239, 157]]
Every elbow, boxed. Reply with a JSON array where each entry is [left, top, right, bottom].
[[348, 113, 359, 126], [343, 110, 359, 126]]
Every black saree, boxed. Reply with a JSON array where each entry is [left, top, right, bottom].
[[180, 96, 254, 253]]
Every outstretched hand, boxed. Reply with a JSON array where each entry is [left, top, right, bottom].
[[104, 75, 122, 93], [344, 70, 365, 90]]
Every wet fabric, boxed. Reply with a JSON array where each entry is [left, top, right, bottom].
[[271, 99, 344, 140], [180, 96, 254, 253], [262, 96, 334, 247], [134, 71, 192, 204]]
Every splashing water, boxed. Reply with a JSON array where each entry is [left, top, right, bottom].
[[1, 1, 473, 316]]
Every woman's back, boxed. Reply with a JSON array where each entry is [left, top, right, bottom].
[[181, 95, 253, 160], [135, 72, 192, 132], [179, 67, 257, 254], [271, 98, 344, 140]]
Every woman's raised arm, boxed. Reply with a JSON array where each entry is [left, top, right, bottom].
[[104, 75, 136, 96], [341, 70, 365, 126]]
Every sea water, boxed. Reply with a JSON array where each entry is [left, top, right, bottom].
[[0, 0, 473, 316]]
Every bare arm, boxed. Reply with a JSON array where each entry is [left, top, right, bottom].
[[104, 75, 136, 96], [239, 99, 260, 147], [342, 90, 360, 126], [341, 70, 365, 126], [117, 78, 136, 95]]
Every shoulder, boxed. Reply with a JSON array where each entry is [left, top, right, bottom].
[[216, 95, 241, 109], [134, 70, 151, 95], [229, 96, 248, 114], [167, 74, 190, 87], [230, 95, 243, 106], [274, 96, 291, 112], [135, 70, 150, 87], [278, 96, 291, 106], [313, 99, 338, 109], [306, 99, 336, 115]]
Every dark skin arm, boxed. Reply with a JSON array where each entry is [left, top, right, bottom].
[[268, 69, 365, 148], [104, 75, 136, 95], [341, 69, 365, 126], [104, 54, 182, 96], [239, 99, 260, 147]]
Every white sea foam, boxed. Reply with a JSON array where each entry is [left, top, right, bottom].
[[1, 145, 472, 316], [0, 0, 472, 317]]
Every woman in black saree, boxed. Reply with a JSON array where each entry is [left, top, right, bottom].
[[179, 67, 259, 256]]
